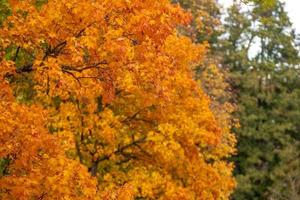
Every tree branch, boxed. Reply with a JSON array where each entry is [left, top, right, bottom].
[[13, 46, 20, 62], [88, 135, 147, 176], [61, 61, 108, 73]]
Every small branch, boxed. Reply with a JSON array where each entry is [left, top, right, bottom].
[[15, 64, 33, 73], [61, 69, 82, 86], [42, 23, 95, 62], [61, 61, 108, 73], [133, 143, 152, 157], [13, 46, 20, 62], [121, 106, 153, 123], [121, 110, 142, 123], [75, 133, 85, 164], [51, 41, 67, 56], [46, 75, 50, 95], [37, 192, 47, 200], [88, 136, 147, 176], [77, 76, 105, 82]]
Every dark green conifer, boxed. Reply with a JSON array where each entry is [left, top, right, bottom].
[[222, 1, 300, 199]]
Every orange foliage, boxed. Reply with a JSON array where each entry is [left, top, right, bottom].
[[0, 0, 235, 199], [0, 63, 99, 200]]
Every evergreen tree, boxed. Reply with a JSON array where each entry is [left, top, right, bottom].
[[222, 1, 300, 199]]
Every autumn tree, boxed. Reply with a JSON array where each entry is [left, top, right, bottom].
[[174, 0, 237, 165], [0, 0, 236, 199]]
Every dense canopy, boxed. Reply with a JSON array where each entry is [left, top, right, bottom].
[[0, 0, 236, 199]]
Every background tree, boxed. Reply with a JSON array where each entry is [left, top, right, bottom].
[[221, 1, 300, 199], [174, 0, 237, 170]]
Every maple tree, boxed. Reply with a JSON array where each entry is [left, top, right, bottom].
[[0, 0, 236, 199]]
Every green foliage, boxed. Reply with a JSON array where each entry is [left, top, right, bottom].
[[0, 158, 9, 177], [35, 0, 48, 9], [243, 0, 276, 8], [0, 0, 10, 26], [4, 45, 36, 103], [222, 1, 300, 199], [172, 0, 222, 44]]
